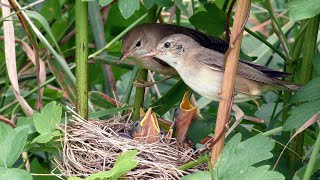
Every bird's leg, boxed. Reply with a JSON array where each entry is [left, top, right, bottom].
[[134, 76, 174, 87], [226, 104, 245, 137]]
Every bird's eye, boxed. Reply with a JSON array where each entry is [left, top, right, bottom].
[[164, 42, 171, 48], [135, 40, 141, 47]]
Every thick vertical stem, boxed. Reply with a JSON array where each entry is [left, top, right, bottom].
[[75, 0, 88, 119], [210, 0, 251, 167], [290, 14, 320, 174], [132, 5, 158, 120]]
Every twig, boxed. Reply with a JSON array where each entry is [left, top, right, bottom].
[[210, 0, 251, 167]]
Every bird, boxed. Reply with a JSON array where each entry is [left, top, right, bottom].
[[119, 23, 229, 77], [142, 34, 300, 103], [120, 23, 291, 85]]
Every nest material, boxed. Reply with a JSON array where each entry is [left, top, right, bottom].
[[55, 113, 206, 179]]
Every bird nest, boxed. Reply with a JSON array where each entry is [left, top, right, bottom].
[[55, 112, 206, 179]]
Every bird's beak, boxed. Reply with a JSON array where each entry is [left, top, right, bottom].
[[118, 51, 132, 63], [141, 50, 161, 58]]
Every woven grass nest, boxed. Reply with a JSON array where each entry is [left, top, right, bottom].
[[55, 112, 206, 179]]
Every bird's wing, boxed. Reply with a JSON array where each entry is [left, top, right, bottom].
[[239, 60, 290, 78], [195, 50, 279, 86]]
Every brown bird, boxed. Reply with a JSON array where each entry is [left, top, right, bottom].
[[120, 23, 290, 81], [142, 34, 300, 128], [142, 34, 300, 103], [120, 23, 229, 76]]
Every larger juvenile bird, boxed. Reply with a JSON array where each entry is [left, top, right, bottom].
[[142, 34, 299, 103]]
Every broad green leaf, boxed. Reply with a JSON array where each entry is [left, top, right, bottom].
[[0, 168, 32, 180], [283, 99, 320, 131], [213, 134, 276, 179], [152, 80, 190, 115], [25, 10, 62, 55], [0, 123, 28, 167], [33, 102, 62, 134], [86, 150, 138, 180], [187, 114, 215, 144], [181, 171, 211, 180], [118, 0, 140, 19], [31, 130, 61, 144], [143, 0, 155, 8], [236, 165, 284, 180], [289, 0, 320, 20], [39, 0, 61, 21], [189, 2, 226, 36], [99, 0, 113, 6], [289, 77, 320, 104], [89, 105, 133, 119]]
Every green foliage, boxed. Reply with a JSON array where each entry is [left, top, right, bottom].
[[99, 0, 112, 6], [213, 134, 280, 179], [289, 77, 320, 104], [182, 134, 284, 179], [32, 102, 62, 143], [283, 99, 320, 131], [289, 0, 320, 20], [68, 150, 138, 180], [0, 123, 28, 168], [189, 2, 226, 36], [0, 168, 33, 180], [143, 0, 174, 9], [118, 0, 140, 19]]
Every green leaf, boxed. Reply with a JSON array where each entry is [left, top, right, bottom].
[[33, 101, 62, 134], [283, 99, 320, 131], [25, 10, 62, 55], [236, 165, 285, 180], [189, 2, 226, 36], [289, 0, 320, 20], [99, 0, 113, 6], [86, 150, 138, 180], [0, 123, 28, 167], [154, 0, 174, 7], [89, 91, 116, 108], [312, 53, 320, 76], [31, 130, 61, 144], [143, 0, 155, 9], [289, 77, 320, 104], [0, 168, 32, 180], [118, 0, 140, 19], [213, 134, 277, 179], [181, 171, 211, 180], [152, 80, 190, 115]]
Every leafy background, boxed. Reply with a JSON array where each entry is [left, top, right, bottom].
[[0, 0, 319, 179]]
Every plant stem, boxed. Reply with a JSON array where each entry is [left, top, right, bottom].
[[244, 27, 287, 61], [264, 0, 291, 59], [75, 0, 88, 119], [121, 66, 139, 104], [132, 5, 159, 120], [291, 14, 320, 174], [211, 0, 250, 167], [303, 129, 320, 180], [177, 155, 209, 170]]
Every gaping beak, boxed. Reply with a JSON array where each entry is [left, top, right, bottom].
[[118, 51, 132, 63], [141, 50, 161, 58]]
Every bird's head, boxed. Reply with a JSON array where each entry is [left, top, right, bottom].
[[119, 27, 153, 62], [142, 34, 196, 67]]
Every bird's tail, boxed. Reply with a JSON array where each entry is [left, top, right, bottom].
[[271, 78, 302, 91]]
